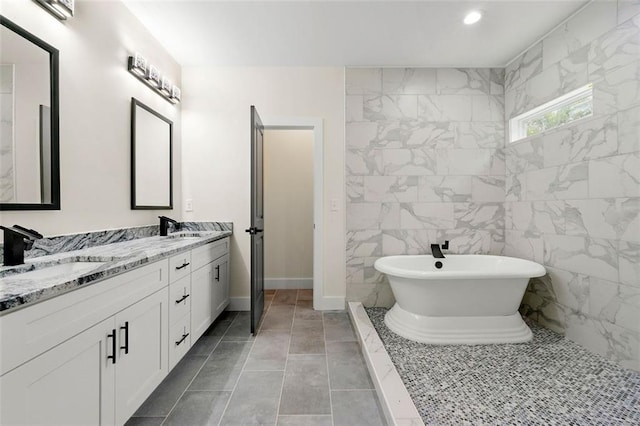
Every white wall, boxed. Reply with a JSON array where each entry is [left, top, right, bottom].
[[264, 129, 314, 283], [0, 0, 182, 238], [181, 67, 345, 301]]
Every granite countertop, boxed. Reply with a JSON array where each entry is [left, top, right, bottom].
[[0, 230, 232, 314]]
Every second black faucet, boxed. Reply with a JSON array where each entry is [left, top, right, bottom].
[[159, 216, 180, 236]]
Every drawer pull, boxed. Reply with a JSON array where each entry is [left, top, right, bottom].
[[107, 329, 116, 364], [175, 333, 189, 346], [120, 321, 129, 354], [175, 294, 190, 304], [215, 265, 220, 281], [175, 262, 190, 270]]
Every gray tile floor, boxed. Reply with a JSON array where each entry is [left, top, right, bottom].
[[126, 290, 387, 426]]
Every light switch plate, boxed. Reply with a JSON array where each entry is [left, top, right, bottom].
[[185, 199, 193, 212], [330, 198, 339, 211]]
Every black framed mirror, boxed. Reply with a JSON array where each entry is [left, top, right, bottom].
[[131, 98, 173, 210], [0, 16, 60, 210]]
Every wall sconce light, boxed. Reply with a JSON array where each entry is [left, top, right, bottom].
[[34, 0, 74, 20], [127, 53, 180, 104]]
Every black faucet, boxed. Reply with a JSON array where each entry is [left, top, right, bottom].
[[430, 240, 449, 259], [1, 225, 43, 266], [159, 216, 180, 236]]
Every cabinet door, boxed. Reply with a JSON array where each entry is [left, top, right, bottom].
[[114, 288, 168, 425], [213, 254, 230, 318], [0, 317, 116, 426], [191, 262, 214, 342]]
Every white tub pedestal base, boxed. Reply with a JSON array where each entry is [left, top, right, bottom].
[[384, 304, 533, 345]]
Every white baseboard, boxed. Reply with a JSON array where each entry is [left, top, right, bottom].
[[227, 297, 250, 311], [265, 278, 313, 290], [314, 296, 346, 311], [226, 295, 345, 311]]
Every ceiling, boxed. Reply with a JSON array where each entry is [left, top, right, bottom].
[[122, 0, 590, 68]]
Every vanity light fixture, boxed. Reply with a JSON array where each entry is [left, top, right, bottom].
[[34, 0, 74, 20], [463, 10, 482, 25], [127, 54, 181, 104]]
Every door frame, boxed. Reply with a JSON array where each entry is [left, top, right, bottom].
[[262, 116, 324, 311]]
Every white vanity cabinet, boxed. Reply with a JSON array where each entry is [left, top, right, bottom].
[[0, 260, 169, 426], [190, 237, 231, 343], [0, 236, 230, 426]]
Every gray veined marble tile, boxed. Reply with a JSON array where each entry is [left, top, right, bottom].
[[520, 291, 568, 334], [617, 197, 640, 242], [505, 138, 544, 174], [593, 59, 640, 116], [618, 0, 640, 24], [399, 202, 455, 230], [525, 162, 589, 201], [588, 152, 640, 198], [542, 1, 617, 68], [454, 202, 505, 231], [619, 240, 640, 288], [471, 95, 504, 122], [504, 230, 544, 264], [382, 68, 436, 95], [345, 95, 364, 122], [381, 229, 438, 256], [471, 176, 505, 202], [436, 68, 491, 95], [364, 95, 418, 121], [490, 68, 505, 95], [546, 266, 591, 316], [565, 198, 640, 242], [418, 175, 472, 202], [588, 13, 640, 81], [542, 114, 618, 168], [345, 282, 394, 308], [558, 44, 590, 91], [403, 120, 455, 148], [506, 173, 526, 202], [589, 277, 640, 332], [544, 234, 619, 282], [346, 202, 400, 230], [435, 148, 492, 175], [346, 121, 377, 149], [618, 104, 640, 154], [418, 95, 472, 121], [345, 148, 383, 176], [346, 230, 382, 259], [346, 257, 365, 284], [346, 68, 382, 95], [363, 257, 386, 284], [346, 176, 364, 203], [488, 148, 506, 176], [363, 176, 419, 202], [382, 148, 437, 175], [505, 42, 543, 92], [437, 228, 497, 254], [454, 122, 505, 149]]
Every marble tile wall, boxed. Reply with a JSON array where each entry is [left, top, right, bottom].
[[346, 67, 506, 308], [505, 1, 640, 371]]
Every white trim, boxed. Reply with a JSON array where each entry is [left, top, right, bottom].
[[262, 116, 326, 311], [348, 302, 424, 426], [265, 278, 313, 290], [227, 297, 250, 311], [315, 296, 345, 311]]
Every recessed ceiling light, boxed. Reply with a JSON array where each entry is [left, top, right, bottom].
[[464, 10, 482, 25]]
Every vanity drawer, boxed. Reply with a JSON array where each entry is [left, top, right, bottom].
[[169, 276, 191, 326], [191, 238, 229, 271], [169, 315, 191, 370], [169, 252, 191, 283]]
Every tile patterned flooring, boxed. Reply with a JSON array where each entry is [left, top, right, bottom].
[[126, 290, 387, 426]]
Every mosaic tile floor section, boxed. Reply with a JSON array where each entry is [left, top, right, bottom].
[[365, 308, 640, 426]]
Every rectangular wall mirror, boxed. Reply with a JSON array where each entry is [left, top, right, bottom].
[[131, 98, 173, 210], [0, 16, 60, 210]]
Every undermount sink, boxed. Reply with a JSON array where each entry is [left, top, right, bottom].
[[6, 261, 106, 281], [165, 232, 205, 239]]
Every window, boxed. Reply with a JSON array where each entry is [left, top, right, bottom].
[[509, 84, 593, 142]]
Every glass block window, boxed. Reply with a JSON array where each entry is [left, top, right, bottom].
[[509, 84, 593, 142]]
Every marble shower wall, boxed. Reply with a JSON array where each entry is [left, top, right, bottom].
[[346, 67, 505, 307], [505, 1, 640, 371]]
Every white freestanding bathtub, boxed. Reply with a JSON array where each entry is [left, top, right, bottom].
[[374, 255, 546, 345]]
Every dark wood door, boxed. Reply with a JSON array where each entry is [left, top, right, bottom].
[[247, 106, 265, 335]]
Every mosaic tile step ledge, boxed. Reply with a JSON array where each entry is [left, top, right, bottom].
[[348, 302, 424, 426]]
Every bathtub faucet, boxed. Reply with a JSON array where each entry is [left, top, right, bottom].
[[430, 240, 449, 259]]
